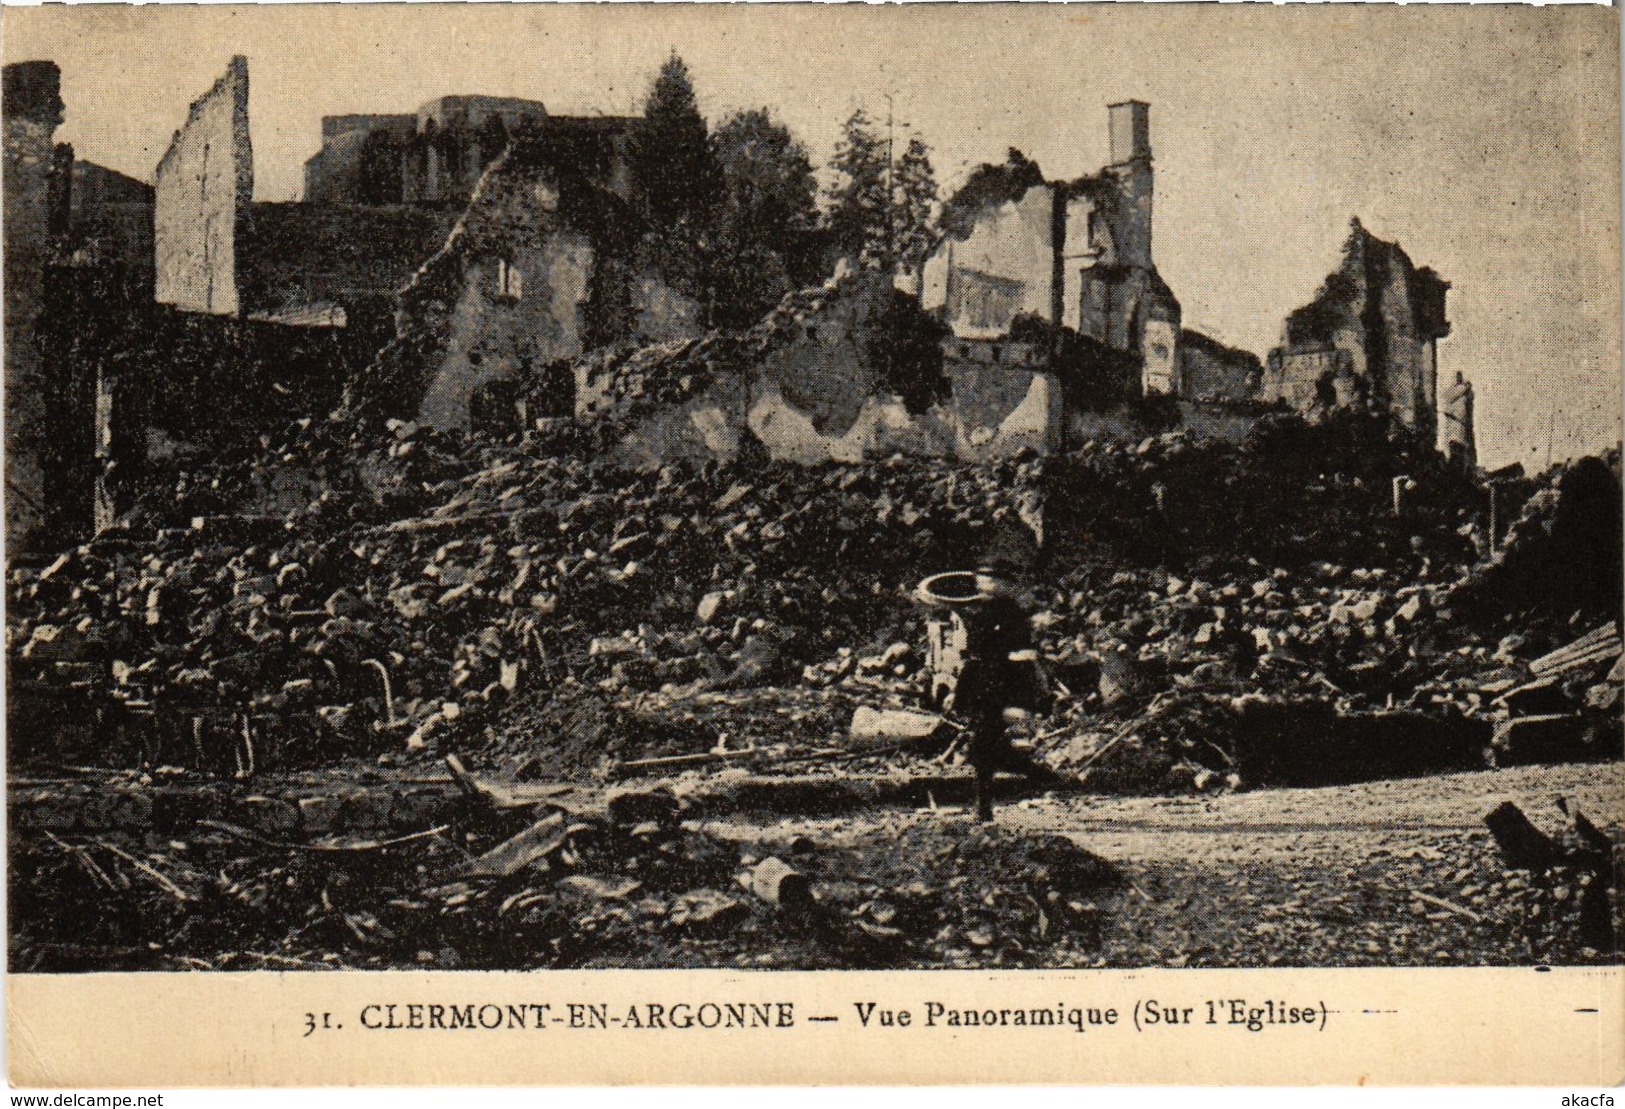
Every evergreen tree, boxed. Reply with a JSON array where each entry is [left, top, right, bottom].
[[823, 108, 891, 267], [709, 108, 822, 328], [892, 136, 938, 267], [631, 52, 721, 229]]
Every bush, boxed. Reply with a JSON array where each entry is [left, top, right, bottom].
[[863, 289, 950, 415]]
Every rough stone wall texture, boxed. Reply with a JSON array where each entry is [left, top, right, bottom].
[[1100, 161, 1154, 270], [944, 365, 1061, 460], [756, 278, 887, 437], [1058, 191, 1110, 333], [1177, 329, 1262, 402], [919, 104, 1181, 401], [1064, 399, 1262, 448], [153, 56, 252, 315], [591, 275, 1277, 468], [236, 202, 456, 322], [1260, 347, 1360, 413], [1175, 400, 1267, 444], [3, 60, 65, 555], [1142, 316, 1180, 394], [605, 277, 1062, 466], [611, 376, 746, 469], [420, 231, 596, 430], [922, 184, 1058, 337], [354, 134, 698, 429], [631, 274, 703, 345], [1265, 219, 1449, 434], [617, 382, 987, 469]]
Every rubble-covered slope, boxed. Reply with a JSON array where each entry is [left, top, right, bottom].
[[11, 387, 1619, 793]]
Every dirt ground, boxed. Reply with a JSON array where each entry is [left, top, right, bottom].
[[10, 757, 1620, 971], [701, 760, 1625, 967]]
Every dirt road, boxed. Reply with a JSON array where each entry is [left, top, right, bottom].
[[709, 762, 1624, 967]]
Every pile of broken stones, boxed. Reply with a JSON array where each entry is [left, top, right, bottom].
[[9, 405, 1619, 794]]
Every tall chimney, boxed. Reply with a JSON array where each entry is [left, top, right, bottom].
[[1108, 100, 1151, 164]]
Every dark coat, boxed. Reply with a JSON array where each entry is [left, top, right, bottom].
[[952, 593, 1045, 719]]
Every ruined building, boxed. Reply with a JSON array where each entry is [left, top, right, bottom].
[[1261, 217, 1452, 439], [304, 97, 637, 208], [154, 57, 698, 431], [154, 57, 455, 331], [1173, 329, 1263, 403], [5, 61, 158, 554], [3, 61, 65, 554], [29, 59, 1478, 511], [918, 102, 1183, 397]]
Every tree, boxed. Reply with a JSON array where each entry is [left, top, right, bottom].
[[892, 136, 938, 267], [714, 110, 819, 250], [631, 53, 721, 229], [708, 108, 823, 328], [864, 288, 950, 414], [823, 108, 890, 267]]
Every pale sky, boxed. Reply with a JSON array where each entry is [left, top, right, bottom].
[[5, 3, 1619, 468]]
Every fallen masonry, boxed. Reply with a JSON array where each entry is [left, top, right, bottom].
[[5, 297, 1622, 970]]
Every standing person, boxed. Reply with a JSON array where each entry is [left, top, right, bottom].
[[948, 557, 1050, 822]]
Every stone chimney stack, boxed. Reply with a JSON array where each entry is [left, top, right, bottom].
[[1108, 100, 1151, 165]]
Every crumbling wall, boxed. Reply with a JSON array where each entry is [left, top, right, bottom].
[[1177, 330, 1262, 402], [1371, 241, 1446, 437], [919, 104, 1183, 403], [922, 185, 1058, 337], [606, 278, 897, 464], [756, 278, 888, 437], [613, 375, 749, 468], [1175, 400, 1267, 444], [945, 365, 1060, 460], [1058, 192, 1109, 332], [1260, 347, 1360, 412], [3, 61, 66, 555], [421, 232, 596, 429], [354, 135, 700, 430], [632, 275, 703, 344], [236, 202, 457, 326], [1142, 312, 1180, 394], [599, 278, 1061, 466], [407, 97, 550, 207], [153, 56, 252, 316], [1263, 218, 1449, 434]]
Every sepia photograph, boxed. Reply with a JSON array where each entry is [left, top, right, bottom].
[[2, 0, 1621, 1088]]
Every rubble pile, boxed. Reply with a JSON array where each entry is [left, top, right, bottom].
[[1007, 441, 1623, 792], [6, 409, 1043, 774], [1025, 555, 1620, 792], [6, 335, 1620, 975], [1040, 413, 1485, 573], [10, 788, 1118, 971], [9, 383, 1619, 792], [1454, 452, 1624, 624], [545, 272, 884, 438]]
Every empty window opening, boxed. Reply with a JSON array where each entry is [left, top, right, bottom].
[[495, 258, 523, 302]]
